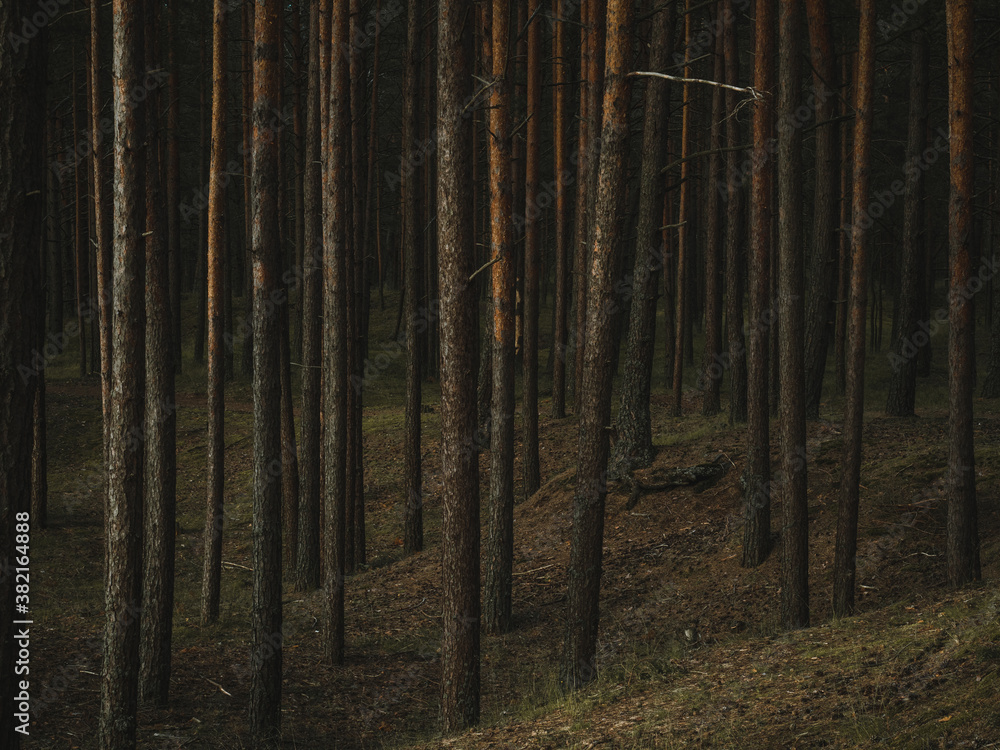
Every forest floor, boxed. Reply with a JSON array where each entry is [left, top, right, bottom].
[[26, 293, 1000, 749]]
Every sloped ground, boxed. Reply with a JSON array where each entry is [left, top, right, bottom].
[[27, 372, 1000, 749]]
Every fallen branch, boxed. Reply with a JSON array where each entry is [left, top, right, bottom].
[[628, 70, 764, 101]]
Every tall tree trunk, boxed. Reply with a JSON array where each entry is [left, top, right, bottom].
[[324, 0, 350, 667], [833, 0, 874, 618], [202, 0, 228, 623], [563, 0, 635, 691], [777, 0, 808, 630], [945, 0, 980, 588], [438, 0, 480, 729], [802, 0, 838, 419], [834, 52, 852, 395], [671, 0, 692, 418], [100, 1, 146, 746], [551, 0, 570, 419], [167, 0, 182, 373], [700, 6, 724, 417], [572, 0, 590, 411], [249, 0, 284, 740], [403, 0, 424, 556], [140, 0, 177, 706], [92, 0, 113, 527], [297, 0, 323, 589], [742, 0, 774, 569], [886, 30, 927, 416], [609, 1, 673, 478], [73, 58, 89, 378], [723, 0, 747, 425], [522, 0, 542, 500], [484, 0, 516, 635]]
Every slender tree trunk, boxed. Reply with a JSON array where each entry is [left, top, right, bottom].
[[886, 30, 927, 416], [73, 58, 89, 378], [167, 0, 182, 373], [803, 0, 838, 419], [722, 0, 747, 425], [202, 0, 227, 625], [551, 0, 569, 419], [324, 0, 350, 667], [777, 0, 808, 630], [609, 1, 673, 478], [297, 0, 323, 589], [194, 20, 208, 366], [484, 0, 516, 635], [403, 0, 424, 556], [140, 0, 177, 706], [834, 53, 852, 395], [572, 0, 590, 411], [833, 0, 874, 617], [522, 0, 542, 499], [741, 0, 774, 569], [945, 0, 980, 588], [671, 0, 692, 418], [563, 0, 635, 690], [99, 1, 146, 746], [249, 0, 284, 740], [438, 0, 481, 729]]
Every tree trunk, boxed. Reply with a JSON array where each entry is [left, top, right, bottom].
[[833, 0, 873, 618], [722, 0, 747, 426], [572, 0, 590, 411], [886, 30, 927, 416], [551, 0, 570, 419], [167, 0, 182, 373], [741, 0, 774, 569], [140, 0, 177, 706], [100, 2, 146, 746], [609, 1, 673, 478], [403, 0, 424, 556], [671, 0, 692, 418], [438, 0, 481, 729], [563, 0, 635, 691], [834, 52, 852, 395], [802, 0, 838, 420], [324, 0, 350, 667], [700, 4, 724, 417], [777, 0, 808, 630], [202, 0, 228, 625], [522, 0, 542, 500], [484, 0, 516, 635], [297, 0, 323, 589], [944, 0, 980, 588]]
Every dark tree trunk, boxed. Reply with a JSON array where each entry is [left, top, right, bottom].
[[833, 0, 873, 618], [249, 0, 284, 740], [551, 0, 569, 419], [609, 1, 673, 478], [324, 0, 350, 667], [167, 0, 182, 373], [670, 0, 692, 418], [402, 0, 424, 556], [297, 0, 323, 589], [438, 0, 481, 729], [944, 0, 980, 588], [72, 57, 89, 378], [572, 0, 590, 411], [742, 0, 774, 569], [484, 0, 516, 635], [202, 0, 228, 625], [522, 0, 542, 500], [563, 0, 635, 691], [701, 4, 724, 417], [723, 0, 746, 426], [140, 0, 177, 706], [777, 0, 808, 630], [802, 0, 838, 420], [834, 53, 851, 395], [100, 2, 146, 746], [886, 30, 927, 416]]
